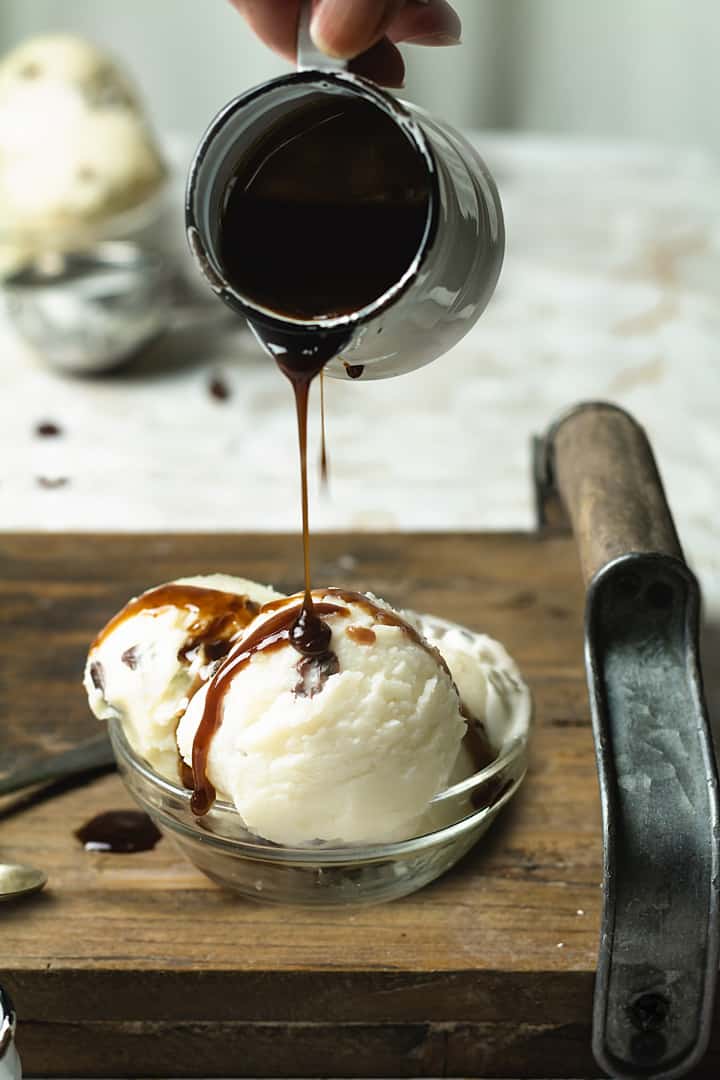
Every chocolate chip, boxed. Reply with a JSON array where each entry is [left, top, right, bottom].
[[36, 476, 69, 489], [121, 646, 139, 670], [205, 639, 236, 662], [209, 376, 231, 401], [294, 652, 340, 698], [35, 421, 62, 437], [89, 661, 105, 692]]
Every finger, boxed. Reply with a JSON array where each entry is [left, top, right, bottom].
[[387, 0, 462, 45], [229, 1, 404, 88], [311, 0, 405, 60], [350, 37, 405, 88], [229, 0, 301, 61]]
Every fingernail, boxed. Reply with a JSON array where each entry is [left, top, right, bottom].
[[310, 6, 351, 59], [310, 25, 347, 58], [402, 32, 462, 46]]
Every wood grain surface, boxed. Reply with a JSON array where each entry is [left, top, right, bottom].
[[1, 532, 717, 1078]]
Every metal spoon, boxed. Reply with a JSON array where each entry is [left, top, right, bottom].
[[0, 863, 47, 902]]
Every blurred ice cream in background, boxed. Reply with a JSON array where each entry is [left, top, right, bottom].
[[0, 34, 166, 274], [0, 34, 176, 373]]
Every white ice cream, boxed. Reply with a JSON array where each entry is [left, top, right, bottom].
[[84, 574, 282, 781], [177, 591, 468, 845], [407, 614, 530, 753], [0, 34, 166, 259]]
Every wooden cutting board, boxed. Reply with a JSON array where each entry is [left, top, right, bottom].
[[2, 531, 717, 1078]]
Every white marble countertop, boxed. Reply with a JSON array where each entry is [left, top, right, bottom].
[[3, 133, 720, 620]]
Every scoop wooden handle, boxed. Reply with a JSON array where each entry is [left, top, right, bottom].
[[550, 402, 682, 583]]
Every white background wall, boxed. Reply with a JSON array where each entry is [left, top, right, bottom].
[[0, 0, 718, 154]]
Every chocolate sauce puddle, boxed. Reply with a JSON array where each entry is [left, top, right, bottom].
[[75, 810, 161, 853]]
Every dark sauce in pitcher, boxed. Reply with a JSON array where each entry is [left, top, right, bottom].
[[219, 94, 431, 320]]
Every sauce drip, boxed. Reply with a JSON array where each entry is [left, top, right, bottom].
[[92, 583, 260, 660], [319, 369, 329, 488], [460, 705, 495, 771], [250, 319, 350, 662], [75, 810, 161, 853]]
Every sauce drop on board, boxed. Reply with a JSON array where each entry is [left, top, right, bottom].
[[75, 810, 161, 853]]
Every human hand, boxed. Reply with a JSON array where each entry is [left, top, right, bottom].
[[229, 0, 461, 87]]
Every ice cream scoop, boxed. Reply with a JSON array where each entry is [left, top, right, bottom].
[[177, 589, 468, 845], [84, 575, 282, 781]]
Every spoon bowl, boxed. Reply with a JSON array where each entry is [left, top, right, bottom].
[[0, 863, 47, 902]]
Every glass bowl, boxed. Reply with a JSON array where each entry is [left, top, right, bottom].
[[108, 613, 532, 906]]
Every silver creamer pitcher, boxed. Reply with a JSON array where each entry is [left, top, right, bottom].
[[186, 2, 503, 379]]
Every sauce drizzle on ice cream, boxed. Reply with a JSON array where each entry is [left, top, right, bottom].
[[346, 625, 376, 646], [190, 596, 349, 815], [92, 584, 260, 662]]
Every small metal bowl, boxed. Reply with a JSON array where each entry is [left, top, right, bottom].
[[0, 985, 20, 1080], [108, 613, 531, 907], [3, 242, 172, 374]]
